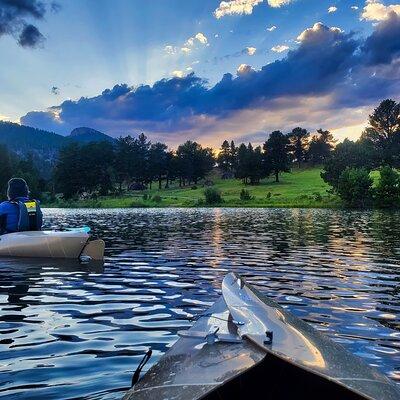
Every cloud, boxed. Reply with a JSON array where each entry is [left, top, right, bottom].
[[51, 86, 60, 95], [20, 18, 400, 145], [185, 32, 208, 47], [267, 25, 277, 31], [214, 0, 263, 18], [361, 0, 400, 21], [246, 46, 257, 55], [237, 63, 254, 75], [351, 5, 359, 10], [165, 32, 208, 56], [271, 44, 289, 52], [195, 32, 208, 44], [328, 6, 337, 13], [164, 45, 177, 55], [214, 0, 293, 18], [171, 70, 185, 78], [361, 11, 400, 64], [296, 22, 343, 42], [18, 24, 44, 47], [267, 0, 292, 6], [0, 0, 58, 48]]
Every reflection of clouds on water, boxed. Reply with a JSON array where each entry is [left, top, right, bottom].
[[1, 208, 400, 398]]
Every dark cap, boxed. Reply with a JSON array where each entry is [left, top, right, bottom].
[[7, 178, 29, 200]]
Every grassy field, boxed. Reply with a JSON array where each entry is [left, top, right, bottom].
[[46, 167, 343, 208]]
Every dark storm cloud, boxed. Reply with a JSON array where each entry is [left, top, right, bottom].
[[18, 23, 44, 47], [20, 17, 400, 135], [51, 86, 60, 95], [0, 0, 58, 47], [361, 11, 400, 65]]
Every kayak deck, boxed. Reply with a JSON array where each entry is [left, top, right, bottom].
[[124, 273, 400, 400], [0, 229, 105, 260]]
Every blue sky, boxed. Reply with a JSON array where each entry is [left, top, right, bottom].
[[1, 0, 399, 147]]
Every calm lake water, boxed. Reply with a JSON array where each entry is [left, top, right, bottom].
[[1, 208, 400, 399]]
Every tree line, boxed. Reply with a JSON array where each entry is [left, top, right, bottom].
[[51, 125, 337, 199], [0, 98, 399, 208], [53, 134, 215, 199]]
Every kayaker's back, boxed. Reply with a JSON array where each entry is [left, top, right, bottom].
[[0, 178, 43, 235]]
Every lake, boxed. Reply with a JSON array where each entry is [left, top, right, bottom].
[[1, 208, 400, 399]]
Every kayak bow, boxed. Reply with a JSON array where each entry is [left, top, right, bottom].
[[0, 227, 104, 260], [124, 272, 400, 400]]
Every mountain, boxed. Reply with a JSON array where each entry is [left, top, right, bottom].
[[68, 127, 115, 144], [0, 121, 66, 162], [0, 121, 115, 177]]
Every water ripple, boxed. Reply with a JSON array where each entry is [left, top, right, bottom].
[[0, 208, 399, 399]]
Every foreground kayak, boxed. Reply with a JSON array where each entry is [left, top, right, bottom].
[[0, 227, 105, 260], [124, 273, 400, 400]]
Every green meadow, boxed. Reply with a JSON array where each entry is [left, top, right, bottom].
[[46, 167, 343, 208]]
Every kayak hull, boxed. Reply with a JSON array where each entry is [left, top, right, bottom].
[[0, 230, 90, 259], [124, 273, 400, 400]]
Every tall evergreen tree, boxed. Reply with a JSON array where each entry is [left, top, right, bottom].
[[217, 140, 231, 174], [149, 142, 168, 189], [288, 127, 310, 168], [236, 143, 249, 184], [176, 141, 214, 185], [114, 136, 135, 191], [308, 129, 336, 165], [263, 131, 290, 182], [360, 99, 400, 167]]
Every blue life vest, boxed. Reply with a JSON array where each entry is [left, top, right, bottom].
[[0, 199, 42, 233]]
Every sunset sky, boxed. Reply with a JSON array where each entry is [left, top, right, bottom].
[[1, 0, 400, 147]]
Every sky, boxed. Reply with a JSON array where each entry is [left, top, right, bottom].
[[0, 0, 400, 148]]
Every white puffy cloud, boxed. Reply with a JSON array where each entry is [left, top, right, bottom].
[[351, 5, 359, 10], [271, 44, 289, 52], [214, 0, 293, 18], [171, 70, 184, 78], [267, 0, 292, 7], [267, 25, 277, 31], [195, 32, 208, 44], [237, 63, 254, 75], [214, 0, 263, 18], [361, 0, 400, 21], [184, 33, 208, 48], [328, 6, 337, 13], [297, 22, 343, 43], [246, 46, 257, 55], [181, 47, 191, 54]]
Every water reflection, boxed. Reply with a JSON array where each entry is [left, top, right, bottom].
[[0, 208, 399, 399]]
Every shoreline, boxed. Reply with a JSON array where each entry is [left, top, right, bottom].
[[44, 167, 343, 209]]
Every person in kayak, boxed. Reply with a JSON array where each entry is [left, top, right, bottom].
[[0, 178, 43, 235]]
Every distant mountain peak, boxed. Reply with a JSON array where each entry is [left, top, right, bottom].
[[68, 127, 114, 143]]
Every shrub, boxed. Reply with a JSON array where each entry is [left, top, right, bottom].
[[374, 166, 400, 208], [195, 198, 205, 206], [142, 193, 149, 201], [204, 187, 223, 204], [191, 185, 198, 190], [313, 192, 322, 202], [266, 192, 272, 199], [337, 167, 373, 208], [240, 189, 252, 201], [152, 195, 162, 203]]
